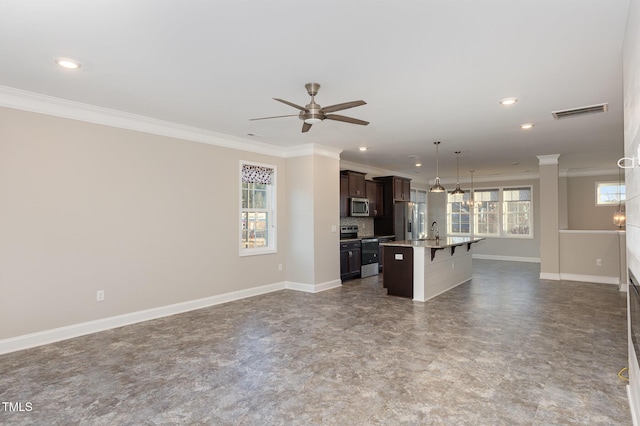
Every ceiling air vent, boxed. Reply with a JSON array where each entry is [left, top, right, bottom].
[[551, 103, 608, 120]]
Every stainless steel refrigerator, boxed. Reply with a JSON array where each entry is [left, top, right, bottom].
[[393, 201, 425, 241]]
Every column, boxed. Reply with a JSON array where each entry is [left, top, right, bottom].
[[538, 154, 561, 280]]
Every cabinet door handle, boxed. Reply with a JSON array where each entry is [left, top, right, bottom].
[[349, 251, 352, 257]]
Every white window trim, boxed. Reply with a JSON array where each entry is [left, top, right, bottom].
[[595, 181, 625, 206], [446, 185, 534, 239], [446, 193, 471, 236], [501, 186, 534, 239], [239, 160, 277, 257]]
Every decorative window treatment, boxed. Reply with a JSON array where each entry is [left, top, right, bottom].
[[242, 164, 274, 185], [240, 162, 276, 255]]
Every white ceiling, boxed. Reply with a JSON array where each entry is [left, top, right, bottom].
[[0, 0, 630, 184]]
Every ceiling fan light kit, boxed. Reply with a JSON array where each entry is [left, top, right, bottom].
[[250, 83, 369, 133]]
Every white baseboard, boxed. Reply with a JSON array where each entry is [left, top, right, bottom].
[[559, 273, 620, 285], [620, 283, 629, 292], [0, 278, 347, 354], [0, 281, 299, 355], [540, 272, 561, 280], [285, 279, 341, 293], [629, 384, 639, 426], [472, 254, 540, 263]]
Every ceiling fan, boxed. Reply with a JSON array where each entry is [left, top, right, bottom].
[[250, 83, 369, 133]]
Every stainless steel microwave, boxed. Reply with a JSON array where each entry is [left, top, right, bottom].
[[350, 197, 370, 216]]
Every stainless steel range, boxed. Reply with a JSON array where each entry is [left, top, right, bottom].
[[340, 225, 379, 278], [360, 237, 379, 278]]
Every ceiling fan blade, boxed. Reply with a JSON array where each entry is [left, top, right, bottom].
[[249, 114, 299, 121], [321, 100, 366, 113], [325, 114, 369, 126], [274, 98, 307, 111], [302, 122, 312, 133]]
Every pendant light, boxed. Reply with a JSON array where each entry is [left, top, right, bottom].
[[469, 169, 475, 236], [429, 141, 446, 192], [452, 151, 465, 195], [465, 169, 477, 207], [613, 167, 626, 228]]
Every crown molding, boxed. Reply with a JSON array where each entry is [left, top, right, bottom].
[[284, 144, 342, 159], [537, 154, 561, 165], [339, 159, 423, 182], [561, 168, 619, 177], [0, 85, 286, 158]]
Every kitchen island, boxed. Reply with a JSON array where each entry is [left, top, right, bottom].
[[381, 237, 483, 302]]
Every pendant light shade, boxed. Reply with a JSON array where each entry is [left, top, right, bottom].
[[430, 141, 446, 192], [452, 150, 465, 195]]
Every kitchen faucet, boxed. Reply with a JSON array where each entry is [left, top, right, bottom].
[[431, 221, 439, 242]]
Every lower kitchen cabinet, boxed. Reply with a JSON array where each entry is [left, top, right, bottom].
[[340, 240, 361, 281], [377, 237, 395, 272], [383, 246, 413, 298]]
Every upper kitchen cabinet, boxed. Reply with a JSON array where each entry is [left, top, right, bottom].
[[374, 176, 411, 202], [340, 174, 349, 217], [341, 170, 366, 198], [365, 180, 384, 218]]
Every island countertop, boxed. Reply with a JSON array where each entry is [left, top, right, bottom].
[[381, 237, 484, 249]]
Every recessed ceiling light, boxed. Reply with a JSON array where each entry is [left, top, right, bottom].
[[415, 163, 422, 167], [520, 123, 534, 129], [359, 147, 367, 151], [55, 58, 81, 69], [500, 98, 518, 105]]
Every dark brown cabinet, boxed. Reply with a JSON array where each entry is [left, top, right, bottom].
[[365, 180, 384, 218], [383, 246, 414, 298], [377, 237, 394, 271], [373, 176, 412, 237], [341, 170, 366, 198], [340, 240, 361, 281], [340, 174, 349, 217], [392, 177, 411, 201]]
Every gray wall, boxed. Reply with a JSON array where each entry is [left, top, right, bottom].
[[567, 174, 623, 230], [0, 107, 294, 339]]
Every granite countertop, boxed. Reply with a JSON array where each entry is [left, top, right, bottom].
[[339, 234, 396, 242], [380, 237, 484, 249]]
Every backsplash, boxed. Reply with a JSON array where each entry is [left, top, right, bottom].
[[340, 217, 375, 237]]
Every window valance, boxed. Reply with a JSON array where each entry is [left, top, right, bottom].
[[242, 164, 274, 185]]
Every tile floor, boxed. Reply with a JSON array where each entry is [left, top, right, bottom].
[[0, 260, 631, 425]]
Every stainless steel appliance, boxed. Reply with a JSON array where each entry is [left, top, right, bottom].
[[340, 225, 379, 278], [393, 201, 420, 241], [360, 238, 379, 278], [340, 225, 358, 239], [350, 197, 369, 217]]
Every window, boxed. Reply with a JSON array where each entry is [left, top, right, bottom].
[[474, 189, 500, 236], [447, 191, 470, 235], [446, 185, 533, 238], [240, 162, 276, 255], [502, 187, 531, 237], [411, 189, 428, 238], [596, 182, 625, 205]]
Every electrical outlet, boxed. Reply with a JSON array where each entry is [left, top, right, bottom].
[[278, 264, 283, 271], [596, 259, 602, 266], [331, 225, 337, 233], [97, 290, 104, 301]]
